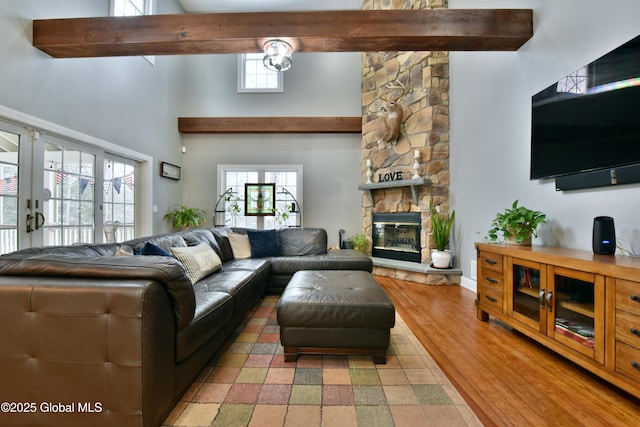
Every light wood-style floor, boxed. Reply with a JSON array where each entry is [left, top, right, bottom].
[[376, 275, 640, 427]]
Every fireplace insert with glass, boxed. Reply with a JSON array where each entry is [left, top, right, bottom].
[[372, 212, 421, 262]]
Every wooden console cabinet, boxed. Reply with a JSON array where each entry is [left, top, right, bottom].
[[476, 242, 640, 398]]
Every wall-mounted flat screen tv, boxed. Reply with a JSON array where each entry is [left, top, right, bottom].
[[530, 34, 640, 180]]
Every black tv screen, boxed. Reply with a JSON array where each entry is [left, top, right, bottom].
[[530, 34, 640, 180]]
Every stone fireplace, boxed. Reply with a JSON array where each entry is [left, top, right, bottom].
[[358, 0, 460, 285]]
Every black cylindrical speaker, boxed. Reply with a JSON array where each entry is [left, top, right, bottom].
[[592, 216, 616, 255]]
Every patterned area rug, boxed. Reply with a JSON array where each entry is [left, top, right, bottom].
[[163, 295, 481, 427]]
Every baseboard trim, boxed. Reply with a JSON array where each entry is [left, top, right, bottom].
[[460, 276, 477, 292]]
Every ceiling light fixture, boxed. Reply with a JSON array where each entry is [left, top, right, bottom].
[[263, 39, 293, 72]]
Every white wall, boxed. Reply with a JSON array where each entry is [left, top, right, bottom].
[[0, 0, 186, 233], [450, 0, 640, 290], [180, 52, 363, 247]]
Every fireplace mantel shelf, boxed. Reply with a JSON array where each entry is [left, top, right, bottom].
[[358, 177, 430, 205]]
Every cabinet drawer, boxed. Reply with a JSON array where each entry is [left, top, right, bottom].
[[479, 285, 503, 313], [616, 310, 640, 349], [479, 270, 503, 291], [479, 252, 503, 273], [615, 341, 640, 383], [616, 279, 640, 316]]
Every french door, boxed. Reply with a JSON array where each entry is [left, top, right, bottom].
[[34, 133, 100, 248], [0, 120, 137, 254]]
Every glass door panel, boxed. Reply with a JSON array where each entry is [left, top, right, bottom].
[[103, 157, 136, 243], [510, 257, 546, 332], [549, 266, 604, 361], [40, 139, 96, 246], [0, 129, 20, 254]]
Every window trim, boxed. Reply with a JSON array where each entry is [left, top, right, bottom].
[[237, 54, 285, 93]]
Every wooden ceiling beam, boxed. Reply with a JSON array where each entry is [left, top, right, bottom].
[[33, 9, 533, 58], [178, 117, 362, 134]]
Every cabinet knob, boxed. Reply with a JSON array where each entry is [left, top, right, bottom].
[[485, 295, 498, 303], [631, 327, 640, 338], [485, 259, 497, 265], [631, 361, 640, 372], [486, 277, 497, 284], [631, 294, 640, 304]]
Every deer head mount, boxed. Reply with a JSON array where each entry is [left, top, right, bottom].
[[376, 79, 407, 147]]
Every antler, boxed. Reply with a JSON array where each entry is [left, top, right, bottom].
[[381, 79, 407, 103]]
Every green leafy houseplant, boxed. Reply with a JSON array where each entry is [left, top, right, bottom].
[[430, 201, 455, 251], [225, 193, 241, 226], [163, 205, 206, 230], [274, 206, 290, 229], [349, 233, 369, 253], [487, 200, 546, 245]]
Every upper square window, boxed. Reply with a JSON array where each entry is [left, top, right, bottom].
[[111, 0, 152, 16], [238, 53, 284, 93]]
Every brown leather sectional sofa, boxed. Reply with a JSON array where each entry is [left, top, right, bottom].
[[0, 227, 372, 427]]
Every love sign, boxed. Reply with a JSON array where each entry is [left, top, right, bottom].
[[378, 171, 404, 182]]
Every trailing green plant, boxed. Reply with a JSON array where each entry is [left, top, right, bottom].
[[224, 194, 241, 226], [430, 201, 455, 251], [274, 206, 290, 228], [349, 233, 369, 253], [163, 205, 206, 230], [486, 199, 546, 244]]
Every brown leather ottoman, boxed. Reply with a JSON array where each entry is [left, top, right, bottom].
[[276, 270, 395, 363]]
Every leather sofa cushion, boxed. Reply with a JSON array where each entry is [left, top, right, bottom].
[[176, 291, 233, 362], [277, 228, 327, 256], [277, 270, 395, 330], [270, 250, 373, 275], [193, 270, 256, 307], [222, 258, 272, 277], [89, 243, 132, 256]]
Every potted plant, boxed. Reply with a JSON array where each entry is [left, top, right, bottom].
[[486, 199, 546, 245], [163, 205, 206, 230], [349, 233, 370, 253], [430, 201, 455, 268]]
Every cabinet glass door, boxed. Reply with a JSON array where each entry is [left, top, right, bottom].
[[510, 258, 546, 332], [549, 266, 604, 361]]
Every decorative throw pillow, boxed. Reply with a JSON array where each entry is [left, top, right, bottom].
[[115, 245, 134, 256], [247, 229, 281, 258], [171, 243, 222, 284], [227, 232, 251, 259], [137, 242, 172, 257]]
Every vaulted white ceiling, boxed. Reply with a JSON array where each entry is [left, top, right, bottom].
[[178, 0, 362, 13]]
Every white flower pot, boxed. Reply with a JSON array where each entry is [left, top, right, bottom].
[[431, 250, 451, 269]]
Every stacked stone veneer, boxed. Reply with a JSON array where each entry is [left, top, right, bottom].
[[361, 0, 458, 285]]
